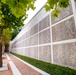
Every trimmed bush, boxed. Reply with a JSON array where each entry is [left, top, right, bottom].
[[11, 52, 76, 75]]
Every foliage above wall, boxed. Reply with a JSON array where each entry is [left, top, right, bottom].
[[45, 0, 76, 18]]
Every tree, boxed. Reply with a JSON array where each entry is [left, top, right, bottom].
[[0, 3, 25, 67], [0, 26, 3, 67], [0, 0, 35, 67], [2, 28, 11, 52]]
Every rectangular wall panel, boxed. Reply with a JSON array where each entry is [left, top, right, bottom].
[[39, 45, 51, 62], [39, 28, 51, 44], [53, 42, 76, 69], [52, 17, 76, 42]]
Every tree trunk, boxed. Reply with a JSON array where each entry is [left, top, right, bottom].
[[0, 26, 3, 67], [5, 44, 9, 52], [0, 42, 2, 67]]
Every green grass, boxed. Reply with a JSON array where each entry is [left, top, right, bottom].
[[11, 52, 76, 75]]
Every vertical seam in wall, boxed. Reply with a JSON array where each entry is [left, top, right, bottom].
[[38, 22, 39, 60], [49, 12, 54, 63], [71, 0, 76, 13], [71, 0, 76, 28]]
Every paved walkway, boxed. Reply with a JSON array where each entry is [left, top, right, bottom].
[[0, 53, 49, 75], [7, 53, 42, 75], [0, 54, 13, 75]]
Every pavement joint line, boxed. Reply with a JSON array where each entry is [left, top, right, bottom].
[[6, 54, 21, 75], [10, 53, 50, 75]]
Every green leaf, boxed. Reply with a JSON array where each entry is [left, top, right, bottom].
[[52, 8, 60, 18], [59, 0, 69, 8], [45, 5, 52, 11], [1, 0, 6, 3]]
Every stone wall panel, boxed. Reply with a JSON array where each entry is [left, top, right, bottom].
[[39, 45, 51, 62], [53, 42, 76, 69], [39, 15, 50, 31], [39, 28, 51, 44], [52, 17, 76, 42]]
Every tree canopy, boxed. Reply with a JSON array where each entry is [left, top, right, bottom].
[[0, 0, 76, 20], [3, 28, 11, 44], [0, 3, 25, 44], [1, 3, 24, 28], [1, 0, 36, 18]]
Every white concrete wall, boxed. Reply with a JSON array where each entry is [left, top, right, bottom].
[[10, 0, 76, 70]]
